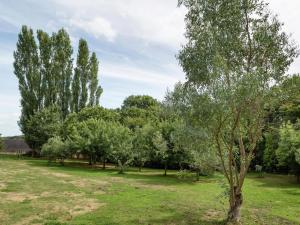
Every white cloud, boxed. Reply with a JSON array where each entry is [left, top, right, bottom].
[[102, 62, 183, 87], [69, 17, 117, 42], [51, 0, 186, 48]]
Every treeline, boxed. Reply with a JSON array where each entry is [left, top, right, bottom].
[[14, 25, 102, 152], [25, 95, 215, 176], [253, 75, 300, 181]]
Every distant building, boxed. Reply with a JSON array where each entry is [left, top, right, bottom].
[[3, 137, 32, 154]]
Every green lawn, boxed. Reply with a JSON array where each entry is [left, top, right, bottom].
[[0, 155, 299, 225]]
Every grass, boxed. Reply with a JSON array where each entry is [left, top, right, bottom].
[[0, 155, 299, 225]]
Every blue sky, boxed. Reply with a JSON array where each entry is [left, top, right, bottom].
[[0, 0, 300, 136]]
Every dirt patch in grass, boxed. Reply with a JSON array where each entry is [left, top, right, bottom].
[[3, 192, 39, 202], [69, 200, 106, 217], [203, 209, 223, 220]]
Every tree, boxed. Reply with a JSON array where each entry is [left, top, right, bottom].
[[41, 136, 70, 165], [165, 83, 217, 179], [178, 0, 298, 222], [73, 39, 90, 112], [89, 52, 103, 106], [276, 121, 300, 182], [52, 29, 73, 119], [25, 106, 61, 155], [120, 95, 160, 130], [14, 25, 41, 137], [152, 130, 169, 176], [132, 124, 156, 171], [109, 124, 133, 174], [37, 30, 53, 108]]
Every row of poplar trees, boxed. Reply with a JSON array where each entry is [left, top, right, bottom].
[[13, 25, 102, 149]]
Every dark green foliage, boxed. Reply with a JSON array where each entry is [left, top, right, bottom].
[[76, 39, 90, 111], [25, 106, 61, 154], [14, 25, 40, 137], [276, 121, 300, 181], [71, 40, 102, 112], [89, 52, 103, 106], [52, 29, 73, 119]]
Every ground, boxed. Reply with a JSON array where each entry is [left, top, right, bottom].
[[0, 155, 299, 225]]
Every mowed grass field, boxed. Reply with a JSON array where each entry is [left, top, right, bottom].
[[0, 155, 299, 225]]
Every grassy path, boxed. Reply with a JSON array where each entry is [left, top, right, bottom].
[[0, 155, 299, 225]]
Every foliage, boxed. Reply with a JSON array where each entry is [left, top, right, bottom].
[[41, 136, 70, 164], [24, 106, 61, 154], [276, 121, 300, 181], [14, 26, 102, 148], [132, 124, 156, 171], [109, 124, 133, 174], [14, 26, 40, 137], [120, 95, 160, 130]]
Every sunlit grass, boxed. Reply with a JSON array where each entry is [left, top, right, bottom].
[[0, 154, 299, 225]]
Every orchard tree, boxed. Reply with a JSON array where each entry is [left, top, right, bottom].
[[132, 124, 156, 171], [178, 0, 298, 222], [152, 130, 169, 176], [109, 124, 133, 174], [41, 136, 70, 165]]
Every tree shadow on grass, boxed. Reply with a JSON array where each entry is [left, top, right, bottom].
[[25, 158, 217, 187], [247, 173, 300, 188]]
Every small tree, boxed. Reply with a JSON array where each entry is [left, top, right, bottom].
[[41, 136, 70, 165], [132, 124, 156, 171], [153, 131, 169, 176], [109, 124, 133, 174]]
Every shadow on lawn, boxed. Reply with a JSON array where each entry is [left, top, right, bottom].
[[25, 158, 215, 187], [247, 173, 300, 188]]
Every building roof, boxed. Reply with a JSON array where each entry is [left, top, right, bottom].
[[3, 138, 32, 153]]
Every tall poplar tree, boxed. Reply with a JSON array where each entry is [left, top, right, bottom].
[[37, 30, 53, 107], [77, 39, 90, 111], [52, 29, 73, 119], [88, 52, 102, 106], [14, 25, 41, 139]]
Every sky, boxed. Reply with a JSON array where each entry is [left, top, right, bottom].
[[0, 0, 300, 136]]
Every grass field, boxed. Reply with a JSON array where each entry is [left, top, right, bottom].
[[0, 155, 299, 225]]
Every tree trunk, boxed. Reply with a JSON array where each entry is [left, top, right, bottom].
[[196, 170, 200, 181], [227, 189, 243, 224], [88, 155, 92, 165], [102, 158, 106, 170], [164, 163, 167, 176]]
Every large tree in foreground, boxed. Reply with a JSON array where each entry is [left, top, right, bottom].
[[178, 0, 298, 223]]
